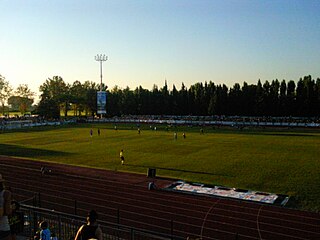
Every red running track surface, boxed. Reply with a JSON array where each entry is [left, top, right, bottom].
[[0, 156, 319, 240]]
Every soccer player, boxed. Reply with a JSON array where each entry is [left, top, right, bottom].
[[120, 149, 124, 165]]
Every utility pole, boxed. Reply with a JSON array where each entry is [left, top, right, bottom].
[[95, 54, 108, 91]]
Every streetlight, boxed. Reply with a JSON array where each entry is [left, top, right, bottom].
[[95, 54, 108, 91]]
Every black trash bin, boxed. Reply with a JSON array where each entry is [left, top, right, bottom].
[[147, 168, 156, 178]]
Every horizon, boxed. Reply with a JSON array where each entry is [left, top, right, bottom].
[[2, 73, 320, 106], [1, 0, 320, 100]]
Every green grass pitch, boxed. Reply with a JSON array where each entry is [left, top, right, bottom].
[[1, 123, 319, 212]]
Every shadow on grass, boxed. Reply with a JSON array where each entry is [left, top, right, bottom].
[[250, 132, 318, 137], [124, 163, 234, 178], [0, 143, 73, 158]]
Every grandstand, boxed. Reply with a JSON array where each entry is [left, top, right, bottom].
[[89, 115, 320, 127]]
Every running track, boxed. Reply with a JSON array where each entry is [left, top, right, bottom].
[[1, 156, 319, 240]]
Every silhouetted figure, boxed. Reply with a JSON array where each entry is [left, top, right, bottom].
[[75, 210, 102, 240], [40, 166, 51, 176], [120, 149, 125, 165], [0, 173, 12, 240]]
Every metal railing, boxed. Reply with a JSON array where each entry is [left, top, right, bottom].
[[20, 204, 185, 240]]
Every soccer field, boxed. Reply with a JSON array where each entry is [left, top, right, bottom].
[[1, 123, 319, 212]]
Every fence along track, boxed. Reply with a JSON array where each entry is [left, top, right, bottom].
[[21, 204, 183, 240]]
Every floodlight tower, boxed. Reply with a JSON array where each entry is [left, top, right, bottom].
[[95, 54, 108, 91], [95, 54, 108, 117]]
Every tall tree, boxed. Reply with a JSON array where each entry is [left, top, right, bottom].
[[151, 85, 162, 115], [107, 86, 122, 116], [83, 81, 99, 117], [228, 83, 242, 115], [38, 76, 69, 118], [255, 80, 263, 116], [189, 82, 206, 115], [316, 78, 320, 116], [179, 83, 189, 115], [70, 80, 86, 116], [209, 84, 228, 115], [262, 80, 271, 115], [134, 86, 151, 115], [14, 84, 35, 114], [303, 75, 317, 116], [161, 81, 170, 114], [286, 80, 296, 116], [241, 82, 257, 116], [270, 79, 280, 116], [0, 74, 13, 115], [121, 86, 136, 115], [296, 78, 305, 116], [170, 84, 179, 115], [279, 80, 287, 115]]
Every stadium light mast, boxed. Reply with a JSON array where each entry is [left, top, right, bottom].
[[95, 54, 108, 91], [95, 54, 108, 117]]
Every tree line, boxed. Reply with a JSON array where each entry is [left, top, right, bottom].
[[37, 75, 320, 118], [107, 75, 320, 117], [0, 74, 35, 115], [1, 74, 319, 118]]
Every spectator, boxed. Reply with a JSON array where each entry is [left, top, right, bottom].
[[33, 221, 41, 240], [39, 221, 50, 240], [74, 210, 102, 240], [9, 201, 24, 240], [148, 182, 157, 190], [50, 232, 58, 240], [40, 166, 51, 176], [0, 173, 12, 240]]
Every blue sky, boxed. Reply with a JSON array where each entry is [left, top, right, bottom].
[[0, 0, 319, 100]]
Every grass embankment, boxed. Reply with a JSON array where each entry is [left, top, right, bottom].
[[0, 123, 319, 212]]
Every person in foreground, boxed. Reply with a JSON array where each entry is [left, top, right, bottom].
[[0, 173, 12, 240], [9, 200, 24, 240], [75, 210, 102, 240], [39, 221, 50, 240]]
